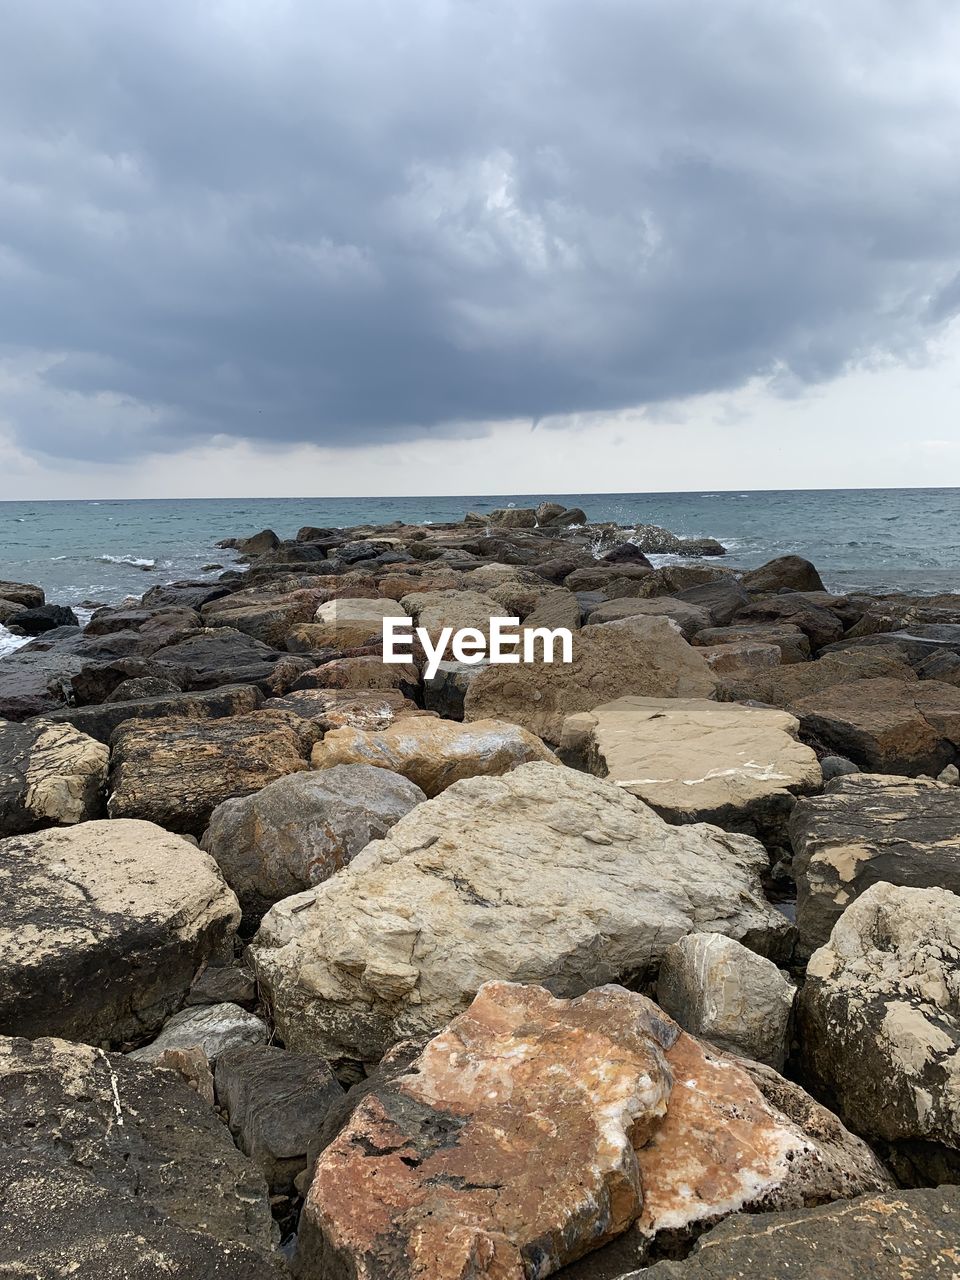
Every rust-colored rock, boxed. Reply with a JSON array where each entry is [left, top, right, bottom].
[[298, 983, 891, 1280]]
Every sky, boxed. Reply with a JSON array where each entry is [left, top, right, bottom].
[[1, 0, 959, 499]]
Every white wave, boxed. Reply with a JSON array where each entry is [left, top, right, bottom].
[[0, 625, 29, 660], [98, 555, 156, 569]]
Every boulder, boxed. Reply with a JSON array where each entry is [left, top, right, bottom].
[[151, 628, 312, 693], [186, 964, 258, 1009], [699, 641, 781, 676], [693, 623, 811, 664], [918, 649, 960, 685], [487, 506, 538, 528], [673, 578, 750, 625], [297, 982, 889, 1280], [586, 597, 712, 639], [464, 616, 717, 746], [798, 882, 960, 1183], [0, 645, 89, 720], [400, 588, 504, 642], [129, 1002, 268, 1064], [201, 765, 426, 918], [0, 579, 44, 609], [0, 819, 239, 1044], [560, 696, 820, 842], [235, 528, 280, 556], [719, 647, 916, 709], [790, 773, 960, 957], [305, 597, 409, 649], [105, 674, 182, 700], [535, 501, 566, 523], [423, 659, 488, 720], [251, 763, 790, 1064], [741, 555, 826, 594], [200, 587, 324, 647], [629, 523, 685, 553], [563, 564, 653, 594], [108, 711, 312, 836], [540, 505, 587, 527], [41, 683, 262, 744], [0, 1036, 284, 1278], [267, 687, 427, 731], [734, 595, 844, 650], [522, 587, 582, 632], [216, 1045, 344, 1192], [292, 654, 419, 697], [141, 580, 232, 611], [311, 716, 557, 797], [0, 718, 108, 834], [601, 541, 653, 566], [634, 565, 731, 598], [790, 677, 960, 776], [656, 933, 795, 1068], [8, 603, 80, 635], [624, 1187, 960, 1280]]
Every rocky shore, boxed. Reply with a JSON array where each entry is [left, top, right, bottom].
[[0, 502, 958, 1278]]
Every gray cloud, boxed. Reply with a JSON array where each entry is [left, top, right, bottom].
[[2, 0, 960, 462]]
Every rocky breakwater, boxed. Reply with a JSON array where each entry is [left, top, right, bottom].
[[0, 514, 959, 1278]]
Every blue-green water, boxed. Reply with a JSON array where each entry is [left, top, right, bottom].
[[0, 490, 957, 624]]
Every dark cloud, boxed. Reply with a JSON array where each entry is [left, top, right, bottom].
[[1, 0, 959, 462]]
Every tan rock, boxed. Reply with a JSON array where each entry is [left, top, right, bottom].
[[0, 718, 108, 835], [251, 763, 790, 1064], [311, 715, 557, 797], [266, 687, 427, 730], [0, 819, 240, 1044], [561, 696, 820, 841], [587, 597, 712, 639], [699, 641, 781, 676], [290, 654, 419, 693], [306, 597, 409, 649], [693, 623, 811, 664], [464, 616, 717, 746], [400, 588, 504, 642], [720, 647, 916, 708], [297, 982, 891, 1280]]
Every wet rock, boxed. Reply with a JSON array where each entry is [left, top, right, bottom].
[[297, 982, 889, 1280], [216, 1044, 344, 1192], [656, 933, 795, 1068], [9, 603, 80, 635], [790, 677, 960, 776], [790, 774, 960, 957], [623, 1186, 960, 1280], [251, 763, 790, 1064], [129, 1003, 268, 1064], [741, 555, 826, 594], [151, 627, 311, 693], [311, 715, 557, 797], [586, 597, 712, 639], [0, 579, 44, 609], [692, 622, 811, 664], [601, 541, 653, 565], [423, 659, 488, 719], [0, 819, 240, 1044], [0, 1037, 284, 1278], [43, 683, 262, 744], [201, 765, 425, 918], [465, 616, 717, 746], [798, 881, 960, 1183], [0, 718, 108, 834], [0, 645, 89, 720], [561, 696, 820, 843], [108, 711, 311, 836]]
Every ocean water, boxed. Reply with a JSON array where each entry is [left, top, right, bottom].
[[0, 489, 957, 658]]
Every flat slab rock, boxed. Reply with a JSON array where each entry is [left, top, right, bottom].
[[297, 982, 890, 1280], [251, 762, 790, 1065], [561, 696, 820, 842], [625, 1187, 960, 1280], [464, 616, 717, 745], [41, 682, 262, 744], [107, 710, 312, 836], [790, 773, 960, 957], [311, 714, 558, 796], [798, 881, 960, 1184], [129, 1001, 268, 1064], [265, 686, 427, 730], [790, 677, 960, 776], [201, 764, 426, 918], [0, 819, 240, 1044], [0, 717, 108, 835], [0, 1035, 283, 1279]]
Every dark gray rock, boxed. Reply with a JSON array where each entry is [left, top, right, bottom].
[[734, 594, 844, 650], [105, 675, 183, 701], [151, 628, 312, 693], [186, 965, 258, 1009], [216, 1045, 344, 1192], [41, 683, 262, 744], [741, 555, 826, 595], [0, 1035, 283, 1277], [674, 578, 750, 626], [819, 754, 859, 780], [790, 773, 960, 956], [8, 603, 79, 634]]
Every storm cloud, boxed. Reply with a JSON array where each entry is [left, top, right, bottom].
[[2, 0, 960, 464]]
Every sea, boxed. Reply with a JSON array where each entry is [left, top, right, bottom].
[[1, 488, 957, 658]]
